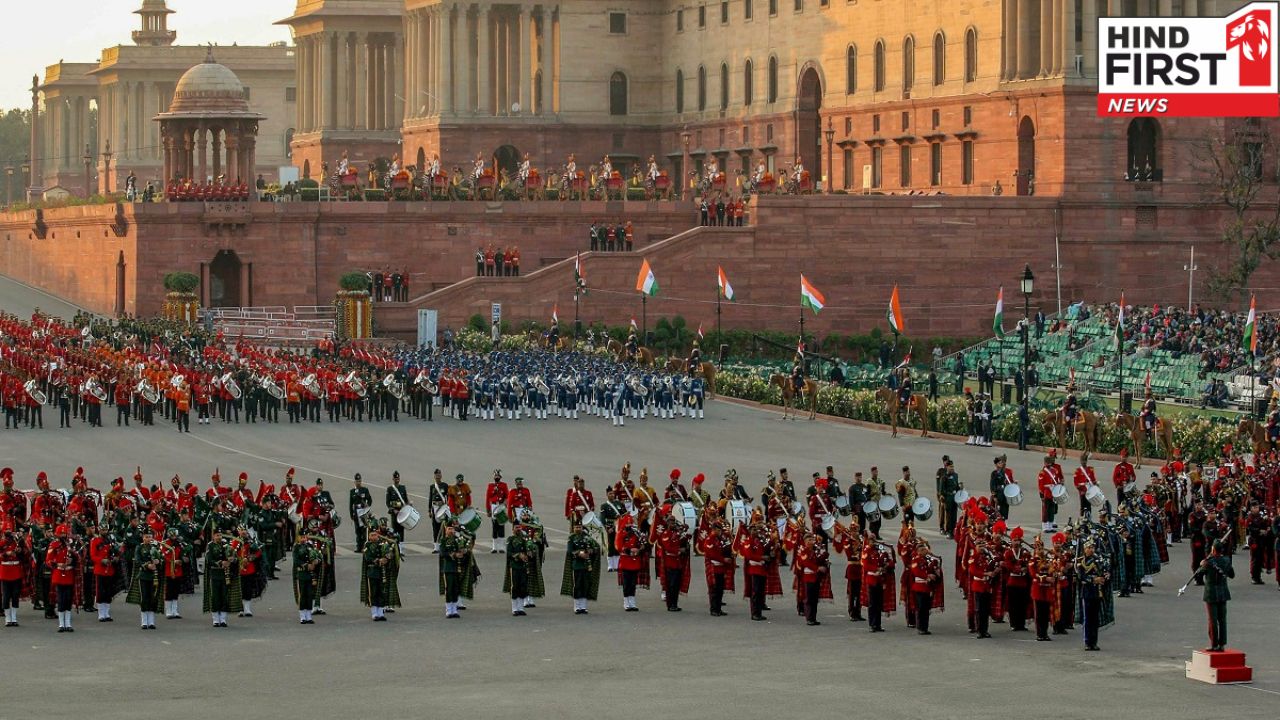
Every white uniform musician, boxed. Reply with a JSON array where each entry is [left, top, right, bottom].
[[518, 153, 531, 183], [427, 154, 441, 177], [472, 153, 486, 180], [337, 152, 350, 176], [601, 155, 614, 178], [647, 156, 660, 181], [753, 159, 767, 183], [705, 158, 719, 180], [388, 155, 400, 176], [565, 154, 577, 177], [792, 158, 805, 183]]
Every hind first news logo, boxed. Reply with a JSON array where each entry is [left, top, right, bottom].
[[1098, 1, 1278, 117]]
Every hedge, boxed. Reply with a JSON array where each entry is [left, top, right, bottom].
[[714, 371, 1236, 463]]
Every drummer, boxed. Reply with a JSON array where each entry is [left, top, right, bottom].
[[385, 471, 411, 545], [564, 475, 595, 524], [990, 456, 1012, 521], [426, 469, 449, 554], [485, 470, 509, 554], [349, 473, 373, 552], [1073, 453, 1098, 520], [896, 466, 918, 523], [1037, 454, 1061, 534], [507, 477, 533, 523]]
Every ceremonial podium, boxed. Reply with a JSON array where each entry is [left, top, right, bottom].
[[1185, 649, 1253, 684]]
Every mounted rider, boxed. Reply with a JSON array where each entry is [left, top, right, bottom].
[[1140, 387, 1158, 436], [896, 367, 913, 409], [547, 321, 560, 352], [791, 353, 806, 398], [687, 341, 702, 375], [518, 153, 531, 184], [625, 331, 639, 361], [647, 155, 660, 182], [1061, 382, 1079, 432]]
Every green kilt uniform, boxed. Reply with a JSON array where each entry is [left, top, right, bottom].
[[202, 541, 244, 614], [561, 531, 602, 601]]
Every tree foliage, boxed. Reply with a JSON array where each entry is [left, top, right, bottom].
[[1200, 119, 1280, 302]]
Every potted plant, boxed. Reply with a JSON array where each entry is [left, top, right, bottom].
[[162, 271, 200, 324], [335, 271, 372, 339]]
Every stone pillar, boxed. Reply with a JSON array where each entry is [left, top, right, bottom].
[[239, 262, 251, 307], [1016, 0, 1034, 80], [373, 39, 385, 131], [1003, 0, 1017, 81], [355, 33, 369, 130], [551, 6, 560, 113], [335, 33, 350, 129], [242, 135, 256, 184], [477, 3, 491, 114], [297, 38, 309, 131], [495, 13, 506, 114], [1158, 0, 1172, 15], [519, 7, 531, 114], [1059, 0, 1074, 76], [406, 12, 416, 119], [1040, 0, 1053, 77], [225, 132, 239, 185], [27, 75, 41, 199], [320, 32, 333, 129], [442, 5, 454, 116], [538, 8, 550, 113], [197, 125, 208, 182], [1082, 0, 1099, 77], [212, 128, 222, 180], [423, 10, 434, 115], [1107, 0, 1121, 15], [389, 38, 401, 126]]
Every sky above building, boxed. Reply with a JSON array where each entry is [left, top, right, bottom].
[[0, 0, 292, 110]]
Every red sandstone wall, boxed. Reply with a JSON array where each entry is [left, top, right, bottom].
[[0, 205, 138, 315]]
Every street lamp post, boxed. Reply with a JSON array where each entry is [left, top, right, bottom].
[[83, 143, 93, 198], [4, 167, 13, 206], [1184, 245, 1198, 312], [824, 118, 835, 194], [21, 158, 30, 200], [681, 127, 692, 201], [1021, 264, 1034, 403]]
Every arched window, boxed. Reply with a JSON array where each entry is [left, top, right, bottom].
[[964, 28, 978, 82], [697, 66, 707, 111], [903, 36, 915, 95], [676, 69, 685, 113], [743, 59, 754, 105], [846, 45, 857, 94], [720, 63, 730, 110], [609, 72, 628, 115], [1126, 118, 1161, 181], [768, 55, 779, 102], [932, 32, 945, 86], [873, 41, 885, 91]]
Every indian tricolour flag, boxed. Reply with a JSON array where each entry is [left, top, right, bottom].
[[718, 266, 735, 302], [800, 275, 825, 314], [574, 253, 586, 295], [1115, 292, 1126, 349], [551, 304, 559, 324], [993, 287, 1005, 339], [636, 259, 659, 296], [887, 285, 905, 335], [1244, 294, 1257, 354]]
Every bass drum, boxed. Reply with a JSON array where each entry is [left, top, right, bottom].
[[727, 500, 749, 532], [911, 497, 934, 521], [396, 505, 422, 531], [877, 496, 900, 521], [457, 508, 483, 534], [671, 501, 697, 528]]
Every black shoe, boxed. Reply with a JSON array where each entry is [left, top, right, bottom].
[[491, 549, 498, 554], [807, 620, 821, 626], [513, 610, 527, 617], [1085, 645, 1100, 651], [850, 615, 865, 622], [313, 609, 326, 615], [1013, 627, 1029, 632], [574, 609, 587, 615], [1037, 636, 1051, 641], [446, 613, 460, 619], [871, 627, 885, 633], [977, 633, 992, 639], [667, 607, 682, 612], [624, 607, 639, 612], [751, 615, 766, 621], [918, 630, 932, 635], [57, 627, 66, 633]]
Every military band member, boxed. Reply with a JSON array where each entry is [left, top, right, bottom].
[[793, 532, 832, 626], [360, 521, 400, 621], [449, 473, 473, 515], [1029, 536, 1060, 641], [47, 524, 79, 632], [1037, 454, 1062, 533], [426, 469, 449, 552], [699, 519, 734, 616], [1192, 539, 1234, 651], [1075, 539, 1112, 651], [505, 520, 538, 616], [968, 538, 998, 639], [293, 529, 322, 624], [615, 513, 649, 611], [655, 513, 691, 612], [127, 527, 163, 629], [486, 470, 509, 554], [236, 525, 266, 618], [1002, 527, 1031, 632], [350, 474, 373, 551], [439, 522, 476, 619], [0, 521, 26, 626], [386, 471, 411, 544], [599, 487, 623, 572], [507, 476, 533, 526], [202, 528, 241, 627], [862, 538, 896, 632], [563, 520, 601, 614], [87, 524, 119, 622], [1073, 453, 1098, 519], [564, 475, 595, 524], [161, 528, 187, 619]]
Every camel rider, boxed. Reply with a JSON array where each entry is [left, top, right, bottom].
[[1140, 389, 1158, 436], [625, 331, 639, 361], [791, 354, 806, 398], [688, 342, 702, 375], [547, 321, 560, 351]]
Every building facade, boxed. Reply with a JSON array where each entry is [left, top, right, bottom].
[[280, 0, 1269, 201], [35, 1, 296, 196]]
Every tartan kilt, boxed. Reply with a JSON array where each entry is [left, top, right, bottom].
[[360, 562, 402, 608], [502, 560, 544, 597], [656, 554, 692, 594], [793, 571, 834, 611], [240, 567, 267, 601], [438, 555, 479, 599], [617, 557, 651, 589], [741, 563, 783, 598], [704, 562, 736, 594], [859, 572, 897, 615], [202, 573, 244, 613], [125, 572, 164, 612], [560, 555, 602, 600]]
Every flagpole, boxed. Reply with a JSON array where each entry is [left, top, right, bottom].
[[574, 288, 580, 340], [1118, 289, 1125, 411], [716, 291, 723, 369], [642, 294, 647, 345]]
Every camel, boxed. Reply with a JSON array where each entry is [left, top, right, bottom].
[[1040, 409, 1101, 458], [1236, 418, 1270, 460], [1114, 413, 1173, 468], [875, 388, 930, 438], [769, 373, 818, 420]]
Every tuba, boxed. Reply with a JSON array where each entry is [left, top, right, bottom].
[[345, 371, 367, 398], [24, 379, 47, 405], [300, 373, 321, 397], [85, 377, 107, 402], [628, 375, 649, 398], [137, 379, 160, 405], [170, 374, 186, 389], [383, 373, 406, 401], [534, 375, 550, 396], [260, 375, 285, 400], [221, 372, 242, 400]]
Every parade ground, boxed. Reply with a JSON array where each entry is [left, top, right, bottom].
[[1, 390, 1276, 720]]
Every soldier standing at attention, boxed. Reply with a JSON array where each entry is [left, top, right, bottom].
[[350, 474, 373, 552], [1192, 539, 1234, 651]]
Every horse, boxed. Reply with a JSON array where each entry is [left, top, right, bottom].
[[1236, 418, 1270, 460], [663, 358, 718, 398], [875, 388, 929, 438], [769, 373, 818, 421], [1040, 410, 1101, 458], [606, 339, 653, 367], [1113, 413, 1173, 468]]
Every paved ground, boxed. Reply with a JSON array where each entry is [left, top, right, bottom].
[[1, 396, 1276, 719]]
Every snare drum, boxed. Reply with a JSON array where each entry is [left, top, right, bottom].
[[911, 497, 934, 521], [728, 499, 749, 531], [877, 496, 900, 520], [580, 511, 604, 530], [433, 504, 453, 523], [954, 489, 971, 505], [862, 500, 881, 524], [1084, 483, 1105, 508], [1122, 480, 1137, 496], [457, 508, 483, 534], [396, 505, 422, 531], [834, 495, 852, 517], [1050, 484, 1069, 505], [1003, 483, 1024, 506], [491, 503, 509, 525], [820, 514, 837, 532], [789, 501, 804, 516]]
